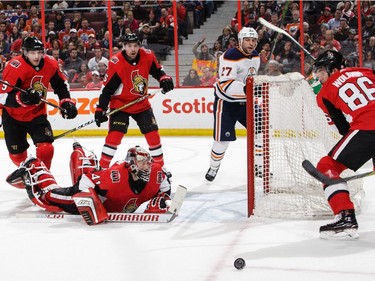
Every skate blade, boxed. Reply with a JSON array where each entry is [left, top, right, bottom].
[[320, 228, 359, 240]]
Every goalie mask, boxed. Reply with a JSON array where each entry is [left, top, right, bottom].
[[314, 50, 345, 75], [125, 146, 153, 182]]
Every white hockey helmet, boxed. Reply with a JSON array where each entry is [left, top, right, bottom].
[[238, 27, 258, 53], [238, 27, 258, 42]]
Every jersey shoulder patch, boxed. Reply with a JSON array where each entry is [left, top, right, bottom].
[[110, 56, 120, 64], [9, 59, 21, 68]]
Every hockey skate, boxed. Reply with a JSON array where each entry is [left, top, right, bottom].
[[205, 165, 220, 182], [320, 209, 359, 240]]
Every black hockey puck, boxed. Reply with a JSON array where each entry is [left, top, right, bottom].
[[234, 258, 246, 270]]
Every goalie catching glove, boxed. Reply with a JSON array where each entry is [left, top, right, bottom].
[[60, 98, 78, 119], [144, 192, 171, 214]]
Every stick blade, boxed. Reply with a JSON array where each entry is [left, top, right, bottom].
[[168, 185, 187, 215], [302, 160, 343, 185]]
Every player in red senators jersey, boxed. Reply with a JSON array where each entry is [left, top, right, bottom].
[[313, 50, 375, 239], [0, 37, 77, 171], [7, 142, 172, 225], [94, 33, 174, 172]]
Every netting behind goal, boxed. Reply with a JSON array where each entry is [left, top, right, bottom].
[[246, 73, 365, 219]]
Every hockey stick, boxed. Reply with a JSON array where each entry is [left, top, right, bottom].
[[0, 79, 66, 112], [258, 17, 315, 61], [53, 90, 162, 140], [16, 185, 187, 223], [302, 160, 375, 185]]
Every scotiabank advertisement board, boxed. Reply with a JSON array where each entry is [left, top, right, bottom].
[[45, 88, 216, 136]]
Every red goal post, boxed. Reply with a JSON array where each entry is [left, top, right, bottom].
[[246, 73, 365, 219]]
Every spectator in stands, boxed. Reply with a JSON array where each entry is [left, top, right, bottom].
[[193, 37, 215, 61], [176, 0, 188, 39], [0, 32, 10, 55], [112, 45, 121, 55], [97, 61, 108, 79], [47, 38, 62, 55], [209, 40, 223, 58], [321, 29, 341, 51], [159, 7, 174, 46], [145, 9, 159, 31], [30, 22, 42, 40], [78, 18, 95, 43], [363, 50, 375, 69], [227, 36, 238, 49], [342, 1, 355, 21], [334, 17, 350, 42], [182, 69, 201, 86], [138, 23, 158, 46], [52, 1, 69, 10], [265, 60, 282, 76], [200, 67, 216, 86], [309, 39, 324, 62], [340, 29, 357, 57], [113, 16, 126, 40], [244, 14, 261, 30], [317, 7, 333, 25], [101, 31, 116, 58], [275, 41, 300, 74], [71, 12, 82, 30], [26, 5, 42, 28], [85, 34, 99, 51], [54, 11, 65, 32], [10, 30, 28, 53], [365, 36, 375, 58], [59, 19, 72, 43], [88, 46, 108, 71], [85, 70, 103, 89], [124, 11, 139, 33], [258, 41, 274, 74], [217, 26, 233, 51], [256, 29, 270, 53], [68, 28, 85, 55], [272, 33, 287, 57], [363, 15, 375, 46], [46, 21, 56, 35], [10, 4, 28, 24], [285, 9, 301, 39], [72, 61, 92, 87], [64, 47, 84, 81], [328, 8, 342, 32], [120, 2, 132, 20], [266, 12, 281, 40], [8, 25, 21, 45], [133, 0, 148, 22]]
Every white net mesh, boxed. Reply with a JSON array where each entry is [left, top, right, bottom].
[[250, 73, 365, 219]]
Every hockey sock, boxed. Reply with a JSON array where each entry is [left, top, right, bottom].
[[210, 141, 229, 167], [100, 131, 123, 168], [36, 142, 54, 169], [145, 131, 164, 166], [9, 151, 27, 167]]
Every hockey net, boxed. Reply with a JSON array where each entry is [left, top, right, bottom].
[[246, 72, 365, 219]]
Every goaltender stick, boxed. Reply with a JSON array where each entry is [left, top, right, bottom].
[[7, 142, 172, 225], [313, 50, 375, 239]]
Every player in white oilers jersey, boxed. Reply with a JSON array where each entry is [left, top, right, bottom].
[[205, 27, 260, 182]]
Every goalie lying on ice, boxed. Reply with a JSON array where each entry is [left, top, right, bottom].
[[6, 142, 172, 225]]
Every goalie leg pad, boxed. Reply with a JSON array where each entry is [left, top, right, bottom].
[[73, 187, 108, 225], [70, 142, 98, 184]]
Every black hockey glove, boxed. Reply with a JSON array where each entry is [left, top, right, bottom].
[[60, 98, 78, 119], [159, 75, 174, 94], [19, 88, 43, 105], [94, 106, 108, 127]]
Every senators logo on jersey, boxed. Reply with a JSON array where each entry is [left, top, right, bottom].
[[30, 76, 47, 101], [131, 70, 148, 95]]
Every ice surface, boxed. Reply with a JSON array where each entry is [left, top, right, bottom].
[[1, 137, 374, 281]]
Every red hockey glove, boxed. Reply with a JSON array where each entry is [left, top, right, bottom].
[[60, 98, 78, 119], [144, 192, 171, 214], [159, 75, 174, 94], [94, 106, 108, 127]]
